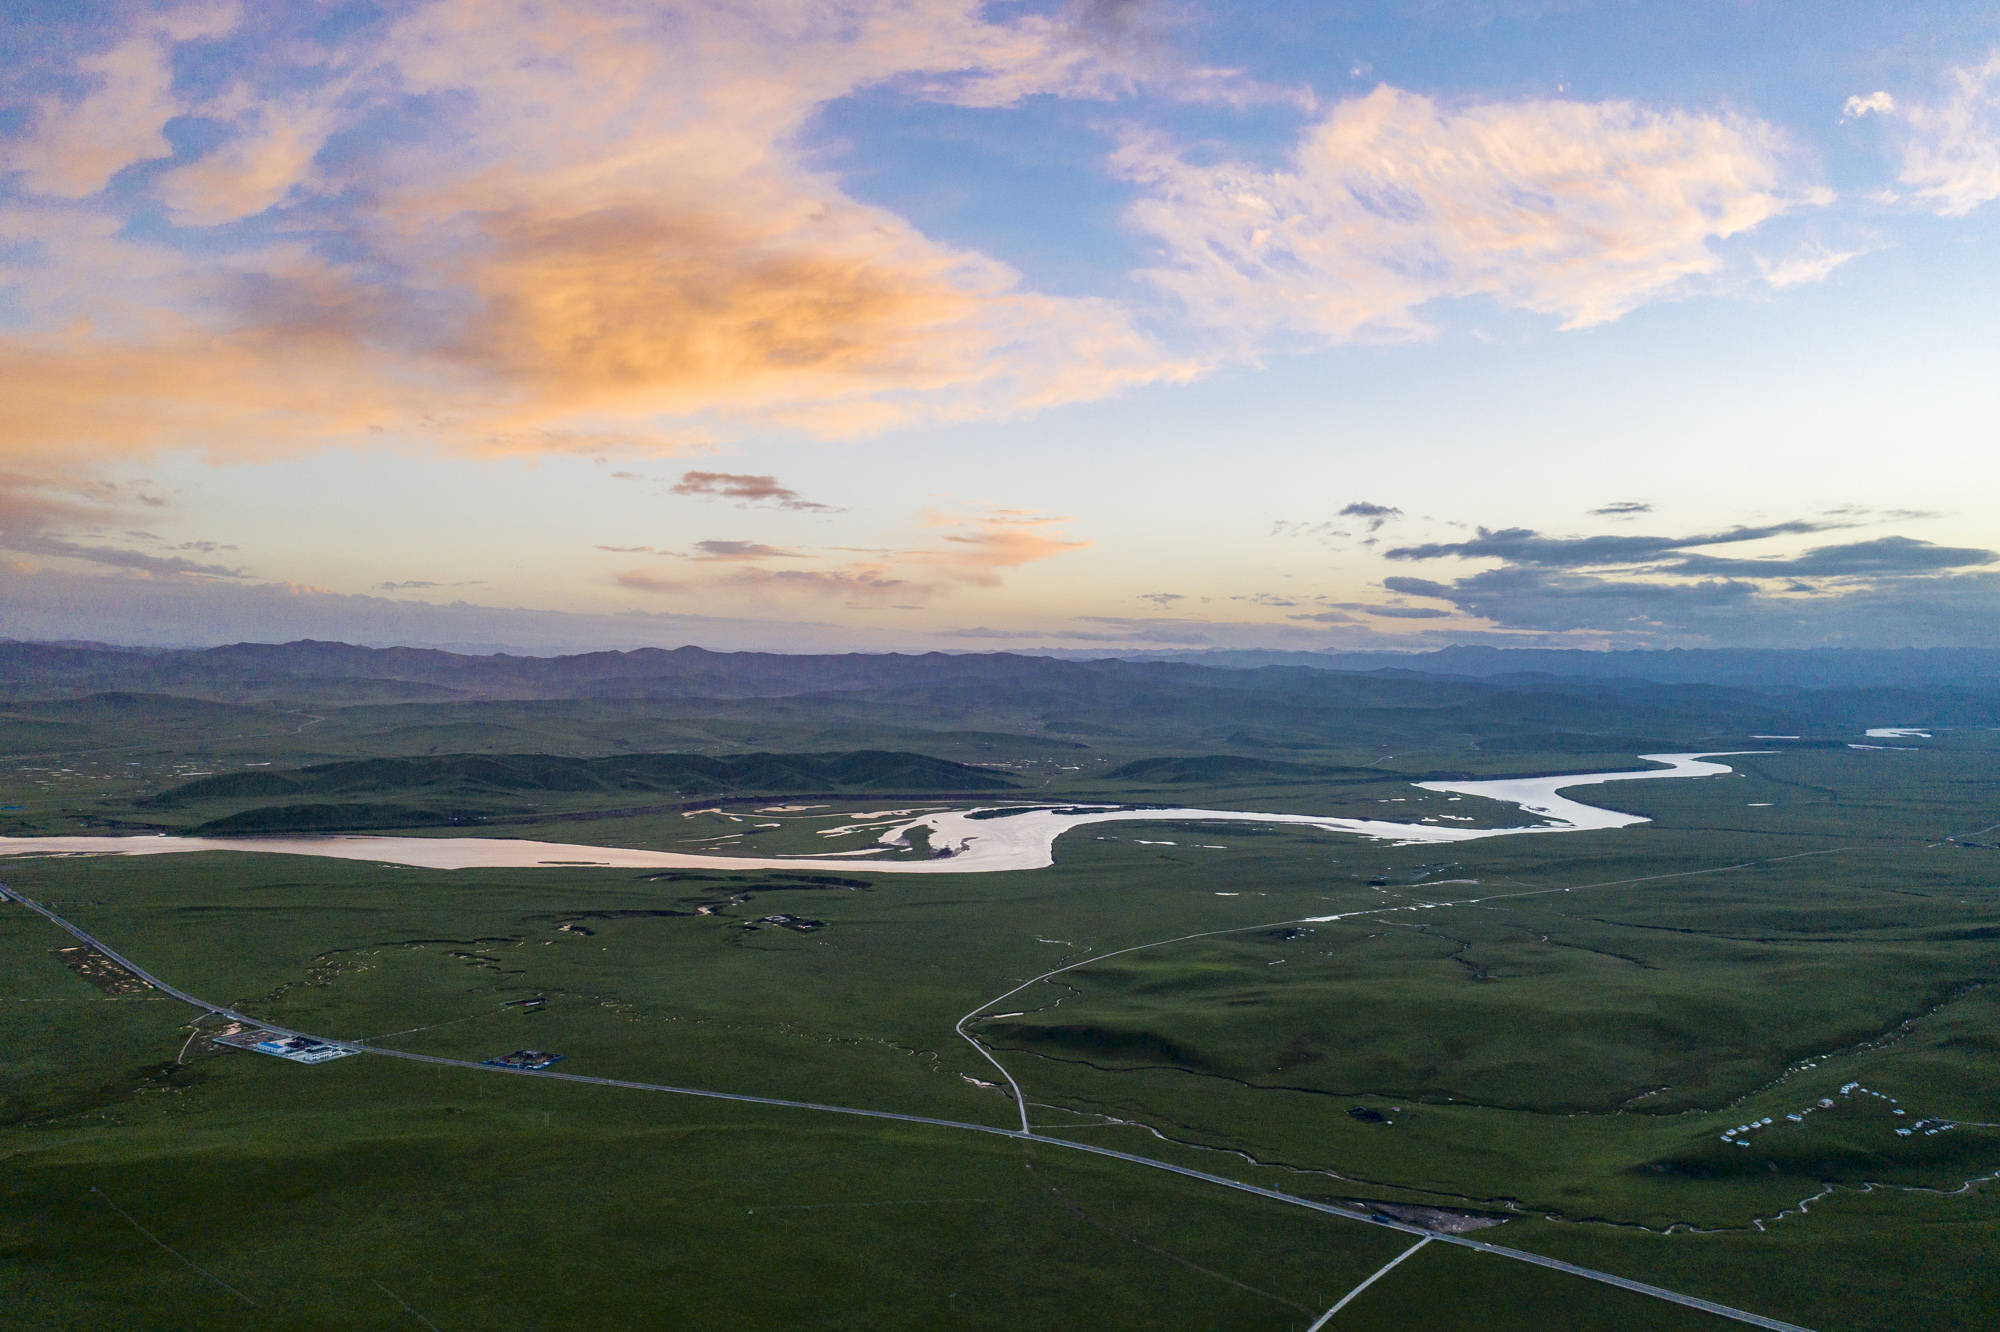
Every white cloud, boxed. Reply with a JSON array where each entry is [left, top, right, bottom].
[[1843, 91, 1895, 119], [1888, 54, 2000, 217], [909, 0, 1308, 112], [1119, 85, 1822, 343], [154, 95, 342, 226], [1756, 241, 1864, 289], [0, 2, 241, 198]]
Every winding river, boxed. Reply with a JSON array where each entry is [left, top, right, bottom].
[[0, 753, 1752, 874]]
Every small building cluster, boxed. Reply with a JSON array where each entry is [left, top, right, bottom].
[[1721, 1116, 1775, 1146], [483, 1049, 563, 1070], [748, 914, 825, 932], [212, 1023, 355, 1064], [1718, 1080, 1929, 1148], [1900, 1118, 1956, 1139]]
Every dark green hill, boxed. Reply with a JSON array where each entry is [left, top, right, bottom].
[[151, 749, 1015, 807], [1099, 755, 1372, 784], [188, 803, 472, 835]]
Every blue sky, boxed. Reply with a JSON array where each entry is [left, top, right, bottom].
[[2, 0, 1997, 651]]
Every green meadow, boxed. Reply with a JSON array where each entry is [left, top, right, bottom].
[[3, 675, 1997, 1329]]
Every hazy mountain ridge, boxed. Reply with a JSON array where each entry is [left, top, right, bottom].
[[0, 640, 1190, 702], [4, 642, 1996, 757], [8, 639, 1999, 703], [1093, 645, 2000, 689]]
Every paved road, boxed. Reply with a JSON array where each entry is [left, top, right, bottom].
[[3, 884, 310, 1036], [1307, 1235, 1431, 1329], [2, 883, 1817, 1332], [953, 848, 1853, 1143]]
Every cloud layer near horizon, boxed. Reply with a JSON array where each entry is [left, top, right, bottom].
[[1376, 520, 2000, 643], [607, 510, 1088, 606]]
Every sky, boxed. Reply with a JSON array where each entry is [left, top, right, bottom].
[[3, 0, 1998, 654]]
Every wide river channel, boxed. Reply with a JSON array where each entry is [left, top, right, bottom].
[[0, 753, 1752, 875]]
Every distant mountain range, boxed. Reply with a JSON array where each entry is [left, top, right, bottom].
[[3, 641, 1996, 763], [1073, 645, 2000, 689], [5, 638, 1998, 701], [0, 639, 1133, 702], [8, 639, 1998, 839]]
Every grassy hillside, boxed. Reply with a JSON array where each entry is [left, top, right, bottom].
[[1098, 755, 1376, 784], [150, 749, 1016, 805], [127, 749, 1016, 835], [6, 739, 1999, 1330]]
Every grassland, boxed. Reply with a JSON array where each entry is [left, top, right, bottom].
[[2, 666, 1997, 1329]]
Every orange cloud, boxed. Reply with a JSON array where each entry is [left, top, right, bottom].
[[424, 189, 1187, 440], [0, 1, 1193, 474], [613, 569, 689, 594], [0, 329, 415, 467], [454, 202, 990, 423], [603, 510, 1088, 604], [910, 515, 1091, 586], [719, 564, 918, 604]]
